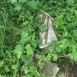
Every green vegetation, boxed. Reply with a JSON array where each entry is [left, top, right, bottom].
[[0, 0, 77, 77]]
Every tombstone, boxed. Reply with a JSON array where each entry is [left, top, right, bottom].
[[39, 12, 57, 48]]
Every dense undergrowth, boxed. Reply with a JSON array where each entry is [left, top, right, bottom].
[[0, 0, 77, 77]]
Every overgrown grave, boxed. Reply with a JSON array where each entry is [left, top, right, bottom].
[[33, 12, 59, 77]]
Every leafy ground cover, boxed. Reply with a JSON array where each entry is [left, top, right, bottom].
[[0, 0, 77, 77]]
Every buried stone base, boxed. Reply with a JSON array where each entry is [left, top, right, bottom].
[[39, 61, 59, 77]]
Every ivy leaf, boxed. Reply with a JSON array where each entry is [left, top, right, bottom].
[[25, 44, 33, 55]]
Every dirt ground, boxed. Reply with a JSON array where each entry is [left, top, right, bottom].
[[57, 59, 77, 77], [66, 63, 77, 77]]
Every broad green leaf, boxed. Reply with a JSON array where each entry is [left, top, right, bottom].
[[14, 44, 23, 59], [59, 39, 69, 49], [45, 53, 51, 61], [29, 67, 40, 76], [27, 1, 39, 9], [40, 73, 46, 77], [25, 44, 33, 55], [32, 33, 35, 41], [20, 31, 29, 43], [39, 24, 48, 32], [64, 31, 68, 37], [17, 50, 22, 59], [75, 10, 77, 15], [0, 25, 6, 29], [23, 67, 29, 74], [0, 61, 4, 67], [4, 65, 10, 72], [73, 30, 77, 37], [10, 0, 17, 3], [66, 0, 74, 5], [0, 75, 6, 77], [19, 0, 28, 3], [14, 4, 21, 11], [38, 61, 44, 69], [53, 54, 58, 61], [69, 45, 77, 61], [12, 65, 18, 69]]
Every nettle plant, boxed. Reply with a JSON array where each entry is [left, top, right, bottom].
[[0, 0, 77, 77]]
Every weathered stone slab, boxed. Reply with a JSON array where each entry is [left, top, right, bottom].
[[39, 12, 57, 48], [40, 61, 59, 77]]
